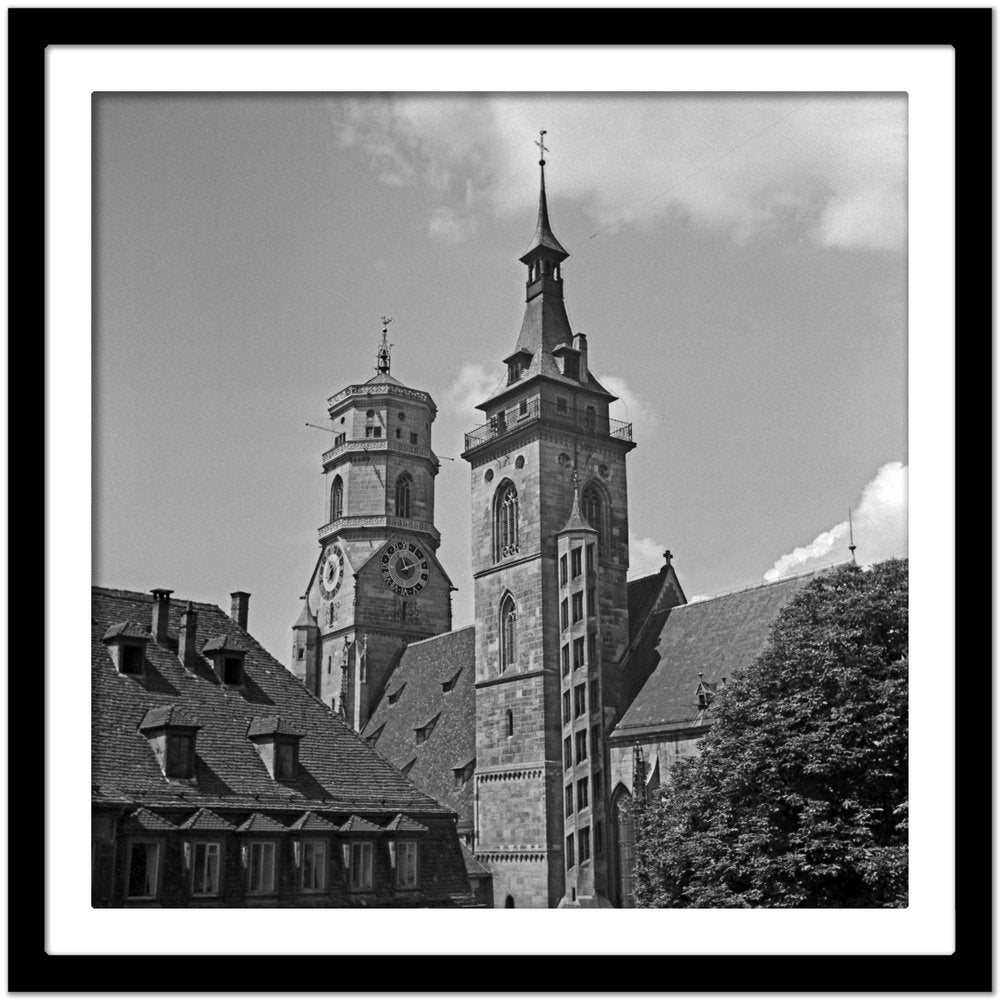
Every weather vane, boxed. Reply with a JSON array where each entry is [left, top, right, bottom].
[[376, 317, 394, 376], [535, 129, 548, 165]]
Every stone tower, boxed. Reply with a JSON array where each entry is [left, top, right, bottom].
[[294, 328, 453, 729], [462, 146, 635, 907]]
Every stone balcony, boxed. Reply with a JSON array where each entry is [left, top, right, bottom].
[[317, 514, 441, 545], [321, 437, 438, 470]]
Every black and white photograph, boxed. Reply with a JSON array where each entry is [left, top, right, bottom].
[[90, 90, 909, 911]]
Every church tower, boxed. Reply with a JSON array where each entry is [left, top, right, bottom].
[[462, 138, 635, 907], [294, 326, 453, 730]]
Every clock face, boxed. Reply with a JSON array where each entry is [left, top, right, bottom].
[[318, 543, 345, 599], [380, 540, 429, 596]]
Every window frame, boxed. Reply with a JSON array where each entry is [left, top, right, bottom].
[[120, 643, 144, 675], [300, 839, 328, 893], [125, 838, 162, 901], [577, 777, 589, 811], [394, 472, 412, 518], [571, 591, 584, 623], [574, 683, 586, 718], [165, 732, 196, 779], [394, 840, 419, 890], [191, 840, 223, 898], [493, 480, 520, 562], [247, 840, 277, 895], [499, 593, 518, 672], [349, 840, 374, 893], [575, 729, 588, 764], [571, 547, 582, 578]]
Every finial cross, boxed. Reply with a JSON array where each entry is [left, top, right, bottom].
[[535, 129, 549, 163], [380, 315, 393, 333]]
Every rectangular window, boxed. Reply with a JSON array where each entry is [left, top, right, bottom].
[[121, 644, 144, 675], [576, 729, 588, 763], [562, 690, 572, 723], [223, 656, 243, 685], [557, 397, 568, 414], [560, 555, 567, 586], [126, 840, 160, 899], [373, 426, 381, 438], [191, 841, 221, 897], [395, 841, 419, 889], [586, 543, 595, 573], [248, 841, 276, 894], [165, 733, 195, 779], [590, 679, 599, 709], [560, 599, 569, 631], [566, 833, 575, 869], [587, 587, 596, 616], [595, 821, 603, 856], [564, 736, 573, 770], [395, 427, 402, 439], [518, 399, 528, 417], [410, 432, 418, 445], [572, 592, 583, 623], [565, 784, 574, 817], [275, 741, 297, 780], [571, 547, 582, 578], [574, 683, 586, 718], [579, 826, 591, 863], [350, 841, 374, 892], [296, 648, 304, 660], [561, 644, 570, 677], [588, 632, 597, 667], [592, 769, 602, 803], [577, 777, 589, 811], [334, 432, 346, 447], [573, 637, 585, 670], [591, 725, 601, 757], [302, 841, 327, 892]]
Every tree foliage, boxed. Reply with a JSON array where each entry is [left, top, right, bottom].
[[633, 559, 908, 908]]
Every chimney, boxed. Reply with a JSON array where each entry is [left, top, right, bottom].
[[573, 332, 588, 382], [178, 602, 198, 670], [150, 589, 173, 644], [230, 591, 250, 631]]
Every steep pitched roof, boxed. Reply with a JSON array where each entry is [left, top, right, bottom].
[[361, 626, 476, 830], [93, 587, 453, 817], [612, 571, 824, 741]]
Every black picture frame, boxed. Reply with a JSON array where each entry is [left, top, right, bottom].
[[10, 6, 989, 992]]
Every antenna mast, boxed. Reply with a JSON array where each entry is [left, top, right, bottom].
[[848, 508, 857, 564]]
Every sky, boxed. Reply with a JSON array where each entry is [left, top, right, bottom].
[[94, 92, 907, 662]]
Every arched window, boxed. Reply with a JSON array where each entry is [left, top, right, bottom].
[[505, 708, 514, 737], [505, 895, 515, 908], [612, 786, 635, 908], [330, 476, 344, 521], [499, 594, 517, 673], [493, 481, 519, 561], [395, 473, 412, 518], [582, 482, 608, 552]]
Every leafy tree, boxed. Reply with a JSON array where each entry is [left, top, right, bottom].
[[633, 559, 908, 908]]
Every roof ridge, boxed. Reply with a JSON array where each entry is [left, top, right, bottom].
[[403, 625, 476, 649], [92, 586, 220, 612], [681, 561, 847, 610]]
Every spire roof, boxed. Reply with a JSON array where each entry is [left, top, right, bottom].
[[558, 478, 598, 535], [519, 159, 569, 263], [293, 597, 318, 630]]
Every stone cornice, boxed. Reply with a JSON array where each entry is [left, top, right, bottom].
[[322, 437, 439, 471], [317, 515, 441, 545], [328, 383, 436, 411], [474, 667, 556, 690]]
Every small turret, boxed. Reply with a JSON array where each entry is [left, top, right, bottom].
[[291, 596, 320, 694]]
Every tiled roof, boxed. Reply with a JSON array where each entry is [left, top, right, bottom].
[[179, 808, 236, 832], [102, 621, 153, 642], [362, 627, 476, 830], [123, 807, 177, 832], [612, 571, 824, 740], [246, 715, 302, 739], [93, 587, 453, 817], [201, 633, 250, 654], [385, 813, 428, 833], [139, 705, 201, 731], [236, 812, 289, 834], [287, 811, 338, 833], [339, 815, 382, 834]]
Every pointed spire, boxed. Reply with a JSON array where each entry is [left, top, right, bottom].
[[520, 131, 569, 263], [293, 595, 317, 630], [559, 471, 597, 535]]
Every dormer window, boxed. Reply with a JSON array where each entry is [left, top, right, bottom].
[[387, 683, 406, 705], [138, 705, 201, 780], [441, 670, 461, 693], [415, 713, 439, 745], [200, 634, 249, 686], [504, 349, 532, 385], [696, 678, 719, 710], [102, 621, 153, 675], [452, 759, 475, 787], [247, 716, 303, 780]]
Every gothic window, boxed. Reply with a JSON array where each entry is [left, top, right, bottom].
[[582, 482, 608, 552], [331, 476, 344, 521], [395, 473, 412, 518], [505, 709, 514, 737], [613, 787, 636, 907], [499, 594, 517, 672], [493, 481, 519, 561]]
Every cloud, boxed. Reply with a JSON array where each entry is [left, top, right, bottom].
[[327, 94, 905, 252], [764, 461, 907, 582], [428, 206, 477, 244], [444, 363, 501, 423], [602, 375, 657, 432], [628, 533, 667, 579]]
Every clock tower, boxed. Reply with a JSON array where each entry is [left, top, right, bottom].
[[292, 327, 453, 730]]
